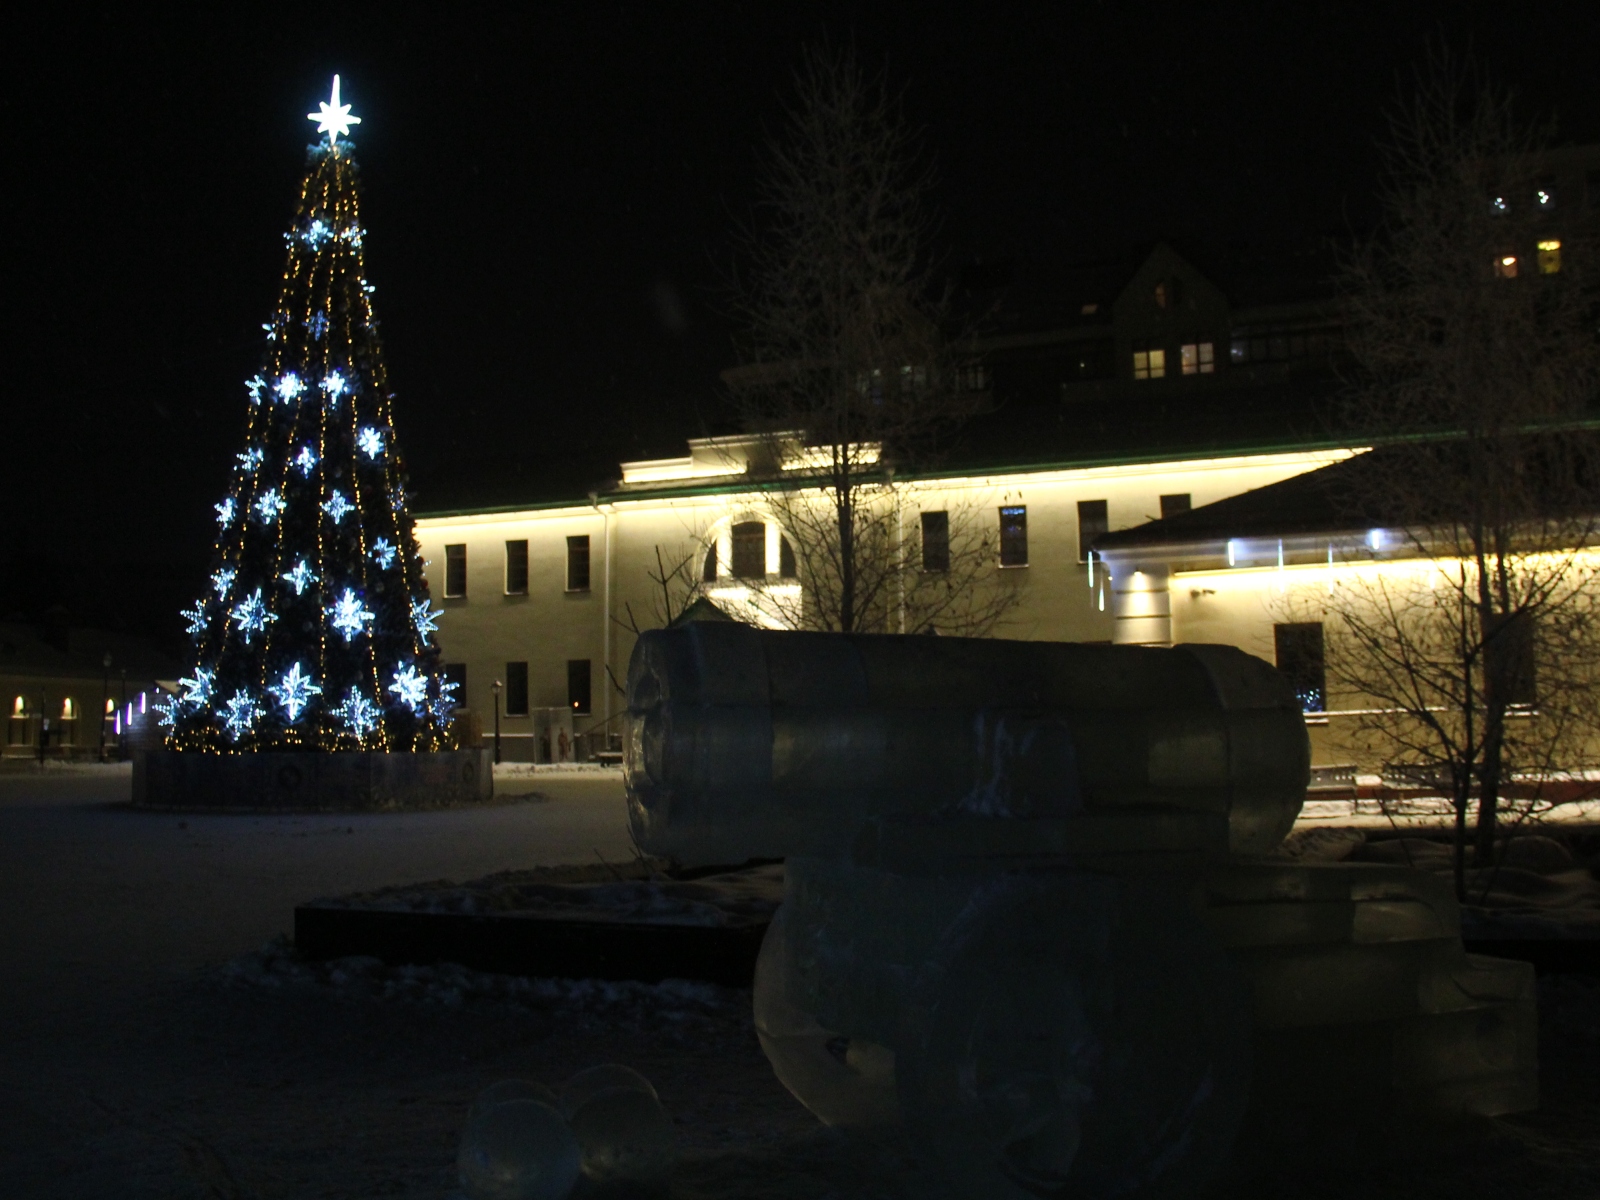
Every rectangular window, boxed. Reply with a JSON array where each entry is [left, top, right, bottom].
[[1485, 614, 1537, 706], [444, 544, 467, 598], [960, 362, 989, 392], [1077, 499, 1108, 563], [1230, 338, 1248, 364], [1159, 493, 1192, 519], [1274, 623, 1326, 714], [443, 663, 467, 706], [566, 535, 591, 592], [568, 659, 592, 716], [1132, 348, 1166, 380], [1538, 239, 1561, 274], [1495, 254, 1519, 279], [731, 521, 766, 579], [998, 506, 1028, 567], [921, 511, 950, 572], [505, 540, 529, 595], [504, 661, 529, 716], [1179, 343, 1215, 375]]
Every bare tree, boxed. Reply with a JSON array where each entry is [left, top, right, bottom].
[[725, 44, 1013, 636], [1322, 50, 1600, 888]]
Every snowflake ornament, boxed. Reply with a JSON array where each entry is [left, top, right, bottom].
[[268, 662, 323, 722], [180, 602, 208, 637], [237, 447, 264, 474], [335, 687, 381, 738], [387, 664, 429, 712], [221, 689, 263, 742], [231, 588, 279, 645], [327, 588, 375, 642], [320, 371, 347, 399], [432, 677, 459, 722], [307, 310, 328, 339], [322, 490, 353, 524], [178, 667, 215, 708], [303, 218, 331, 248], [262, 321, 278, 342], [410, 598, 441, 640], [153, 691, 184, 729], [215, 497, 236, 526], [294, 445, 318, 477], [211, 568, 236, 598], [246, 376, 266, 404], [356, 427, 384, 459], [281, 559, 319, 596], [370, 538, 396, 568], [275, 373, 305, 403], [254, 490, 284, 524]]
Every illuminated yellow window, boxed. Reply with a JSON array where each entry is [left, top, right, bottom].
[[1494, 255, 1519, 279], [11, 696, 24, 717], [1538, 240, 1561, 274], [105, 697, 116, 714], [1132, 348, 1166, 380], [61, 698, 75, 719], [1180, 342, 1215, 375]]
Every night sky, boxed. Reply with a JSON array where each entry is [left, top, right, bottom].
[[6, 2, 1598, 642]]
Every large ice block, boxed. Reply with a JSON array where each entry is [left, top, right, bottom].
[[625, 623, 1309, 864]]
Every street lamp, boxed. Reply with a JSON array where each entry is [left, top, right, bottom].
[[490, 679, 503, 765], [99, 653, 111, 763]]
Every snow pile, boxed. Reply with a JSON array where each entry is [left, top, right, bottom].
[[493, 761, 622, 777], [217, 936, 750, 1032], [314, 863, 785, 928]]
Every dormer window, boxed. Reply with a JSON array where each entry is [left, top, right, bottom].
[[1154, 281, 1168, 309]]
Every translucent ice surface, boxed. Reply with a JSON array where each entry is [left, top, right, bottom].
[[469, 1079, 560, 1122], [558, 1063, 658, 1120], [566, 1085, 677, 1183], [457, 1099, 580, 1200]]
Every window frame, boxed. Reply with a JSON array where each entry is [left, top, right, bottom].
[[565, 535, 591, 593], [1131, 348, 1167, 380], [1274, 623, 1327, 715], [1179, 342, 1215, 375], [567, 659, 593, 717], [920, 510, 951, 572], [730, 521, 766, 580], [503, 661, 529, 717], [504, 539, 529, 595], [443, 544, 467, 598], [1076, 499, 1108, 563], [998, 505, 1028, 568]]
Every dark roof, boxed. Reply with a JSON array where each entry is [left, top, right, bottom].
[[1094, 430, 1600, 553], [0, 623, 181, 683]]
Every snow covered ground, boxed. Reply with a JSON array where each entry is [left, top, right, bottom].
[[3, 765, 1600, 1198]]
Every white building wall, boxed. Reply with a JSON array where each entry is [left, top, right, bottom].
[[415, 448, 1348, 747]]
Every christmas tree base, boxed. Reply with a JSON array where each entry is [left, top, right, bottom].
[[132, 748, 493, 812]]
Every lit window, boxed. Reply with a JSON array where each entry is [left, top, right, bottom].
[[105, 698, 115, 714], [1538, 240, 1561, 275], [11, 696, 24, 716], [999, 506, 1028, 567], [1180, 342, 1214, 375], [1132, 348, 1166, 380], [61, 698, 75, 719], [960, 362, 988, 392], [1495, 255, 1519, 279]]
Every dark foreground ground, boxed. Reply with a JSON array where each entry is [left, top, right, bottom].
[[3, 767, 1599, 1199]]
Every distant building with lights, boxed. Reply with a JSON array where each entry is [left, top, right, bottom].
[[416, 157, 1600, 763]]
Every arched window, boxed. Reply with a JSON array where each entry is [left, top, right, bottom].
[[702, 543, 718, 582], [779, 535, 796, 578], [61, 698, 75, 719], [11, 696, 24, 717]]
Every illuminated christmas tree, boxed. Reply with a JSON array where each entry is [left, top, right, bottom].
[[163, 78, 455, 753]]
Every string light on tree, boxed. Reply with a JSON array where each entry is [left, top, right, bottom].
[[153, 692, 183, 729], [169, 75, 452, 754]]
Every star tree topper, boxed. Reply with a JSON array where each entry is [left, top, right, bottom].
[[308, 75, 361, 145]]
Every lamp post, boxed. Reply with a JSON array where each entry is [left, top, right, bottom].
[[99, 653, 111, 763], [118, 668, 128, 762], [491, 679, 503, 765]]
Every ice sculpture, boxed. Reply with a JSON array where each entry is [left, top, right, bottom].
[[469, 1079, 561, 1121], [457, 1098, 580, 1200], [624, 624, 1537, 1196], [566, 1086, 677, 1184]]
